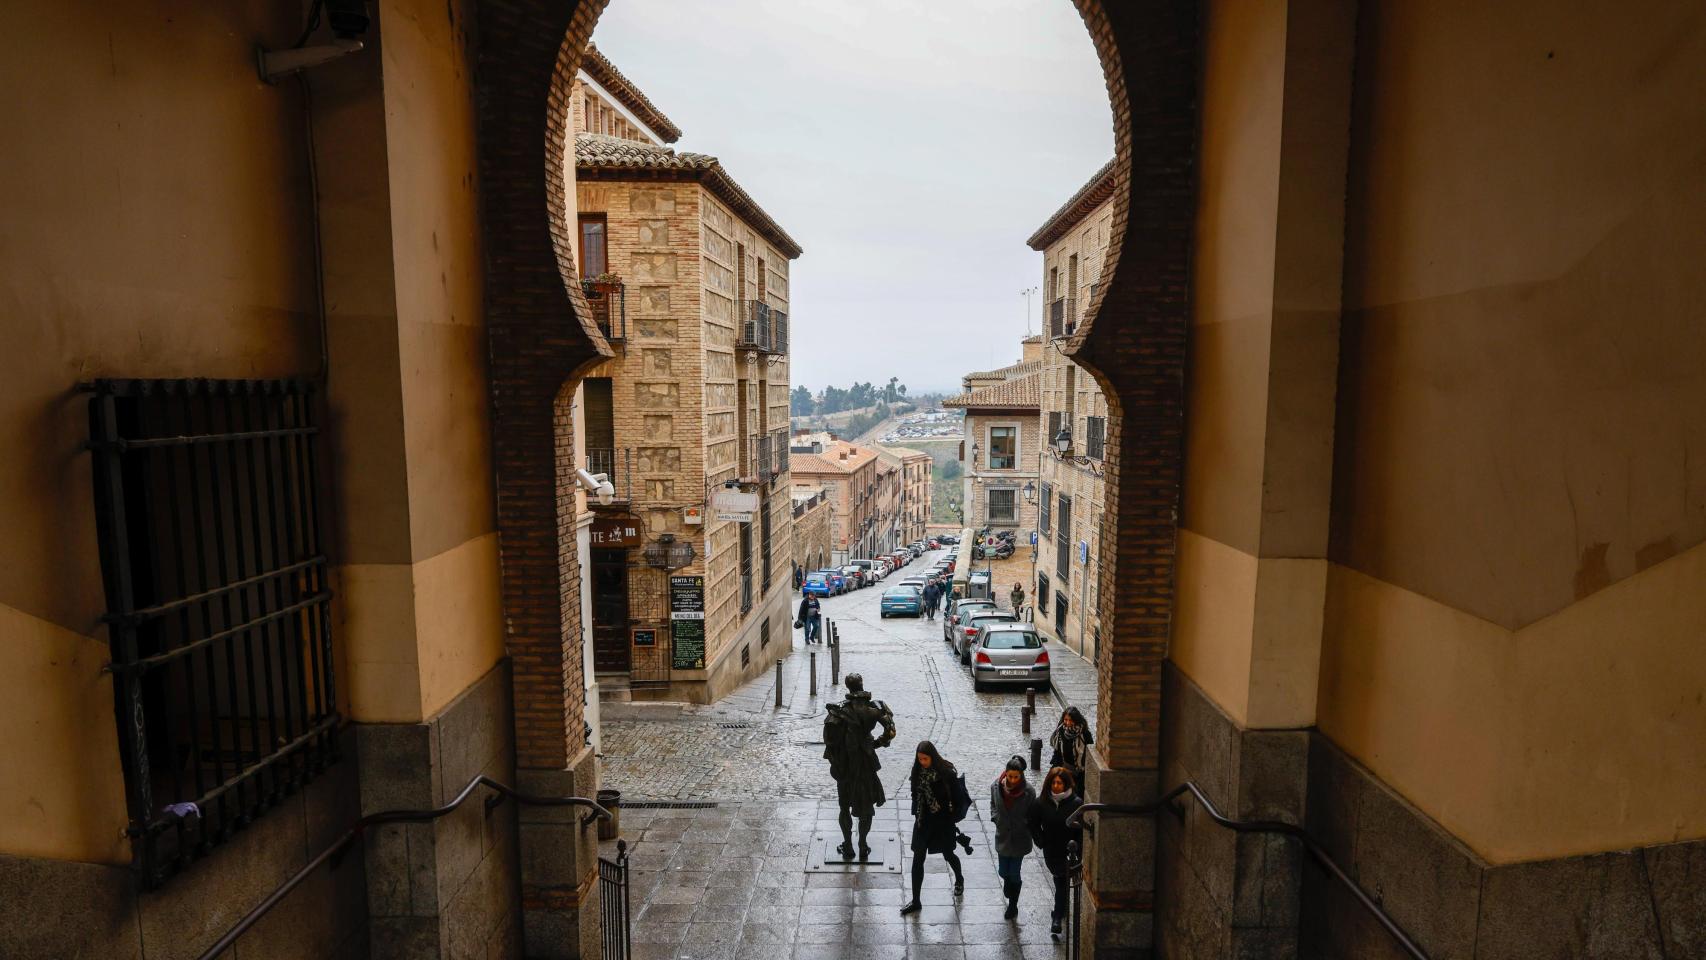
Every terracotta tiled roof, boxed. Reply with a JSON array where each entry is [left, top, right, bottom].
[[582, 44, 683, 144], [789, 442, 879, 474], [576, 134, 804, 259], [965, 359, 1040, 381], [1020, 334, 1044, 345], [788, 452, 843, 474], [878, 445, 929, 460], [942, 372, 1042, 410], [1027, 158, 1116, 250]]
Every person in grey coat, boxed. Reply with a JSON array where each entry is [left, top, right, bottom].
[[989, 755, 1037, 919]]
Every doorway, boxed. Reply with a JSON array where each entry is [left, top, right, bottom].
[[592, 548, 631, 674]]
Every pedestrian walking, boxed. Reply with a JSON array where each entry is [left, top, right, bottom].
[[1047, 706, 1094, 792], [899, 740, 967, 915], [1029, 766, 1085, 939], [796, 593, 822, 644], [989, 756, 1037, 919], [922, 579, 940, 620], [1009, 581, 1025, 616]]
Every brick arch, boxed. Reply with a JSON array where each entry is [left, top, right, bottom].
[[478, 0, 1201, 947]]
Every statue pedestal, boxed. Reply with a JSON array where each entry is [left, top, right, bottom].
[[806, 833, 901, 873]]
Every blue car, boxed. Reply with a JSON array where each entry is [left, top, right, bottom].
[[879, 585, 923, 618], [814, 569, 847, 595], [803, 573, 833, 598]]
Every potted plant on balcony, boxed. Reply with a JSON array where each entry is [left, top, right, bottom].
[[581, 272, 624, 299]]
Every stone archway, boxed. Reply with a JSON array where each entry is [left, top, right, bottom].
[[474, 1, 1202, 953]]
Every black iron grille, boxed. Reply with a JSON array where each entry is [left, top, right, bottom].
[[86, 378, 338, 888]]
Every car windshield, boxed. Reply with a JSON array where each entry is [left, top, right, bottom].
[[807, 575, 826, 583], [971, 615, 1017, 627], [983, 630, 1041, 650], [885, 587, 920, 598]]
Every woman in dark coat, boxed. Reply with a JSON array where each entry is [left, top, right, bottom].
[[899, 740, 965, 915], [1028, 766, 1085, 938], [1047, 706, 1094, 793]]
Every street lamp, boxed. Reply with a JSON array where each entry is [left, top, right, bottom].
[[1052, 429, 1072, 456], [1022, 480, 1037, 503]]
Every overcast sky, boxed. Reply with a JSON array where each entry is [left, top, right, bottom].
[[589, 0, 1113, 395]]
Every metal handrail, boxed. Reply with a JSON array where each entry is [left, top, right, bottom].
[[1066, 780, 1429, 960], [195, 774, 611, 960]]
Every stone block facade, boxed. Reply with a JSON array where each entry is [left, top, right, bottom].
[[792, 489, 833, 574], [961, 409, 1042, 532]]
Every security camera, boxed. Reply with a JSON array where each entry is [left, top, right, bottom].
[[257, 38, 364, 84], [576, 469, 617, 506]]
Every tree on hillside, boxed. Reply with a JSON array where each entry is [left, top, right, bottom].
[[791, 385, 814, 416]]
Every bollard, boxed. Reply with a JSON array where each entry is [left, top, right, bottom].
[[1021, 706, 1032, 735], [810, 650, 818, 697], [1030, 737, 1043, 771], [1026, 687, 1037, 713], [831, 632, 841, 686], [775, 659, 784, 708]]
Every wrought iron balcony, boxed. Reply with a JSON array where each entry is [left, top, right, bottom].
[[1049, 297, 1077, 338], [738, 300, 788, 355], [585, 447, 632, 504], [581, 279, 626, 341]]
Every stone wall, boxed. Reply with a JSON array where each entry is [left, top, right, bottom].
[[793, 494, 833, 574]]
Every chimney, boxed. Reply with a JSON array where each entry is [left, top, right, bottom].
[[1022, 338, 1043, 363]]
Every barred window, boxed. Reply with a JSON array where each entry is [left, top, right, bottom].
[[1086, 416, 1106, 461], [1056, 494, 1072, 586], [88, 379, 337, 888], [989, 488, 1018, 523], [1039, 483, 1053, 534]]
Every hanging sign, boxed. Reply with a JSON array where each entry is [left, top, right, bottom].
[[712, 488, 759, 522], [683, 506, 704, 525], [590, 517, 642, 548]]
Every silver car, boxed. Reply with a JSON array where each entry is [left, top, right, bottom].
[[969, 623, 1050, 692], [956, 612, 1017, 663], [943, 598, 997, 643]]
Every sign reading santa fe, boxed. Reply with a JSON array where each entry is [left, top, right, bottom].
[[711, 488, 759, 523]]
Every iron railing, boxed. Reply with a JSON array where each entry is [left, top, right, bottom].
[[581, 279, 626, 341], [600, 839, 632, 960], [86, 378, 337, 889], [752, 434, 774, 482], [770, 428, 790, 477], [194, 774, 612, 960], [737, 300, 788, 354], [1066, 781, 1430, 960], [1085, 416, 1105, 461], [586, 448, 632, 503], [1049, 297, 1077, 338]]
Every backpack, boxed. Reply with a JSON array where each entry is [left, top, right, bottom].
[[951, 772, 973, 823]]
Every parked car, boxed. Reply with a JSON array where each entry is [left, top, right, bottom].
[[803, 572, 834, 598], [879, 584, 923, 618], [943, 597, 999, 644], [900, 576, 928, 590], [849, 559, 875, 583], [927, 538, 941, 549], [956, 612, 1019, 663], [815, 569, 847, 594], [842, 564, 867, 589], [969, 623, 1049, 692]]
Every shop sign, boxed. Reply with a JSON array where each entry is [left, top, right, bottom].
[[590, 517, 642, 548], [669, 576, 707, 670]]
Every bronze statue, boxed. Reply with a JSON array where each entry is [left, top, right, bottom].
[[823, 672, 897, 860]]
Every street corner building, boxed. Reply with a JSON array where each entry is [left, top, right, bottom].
[[787, 439, 882, 565], [943, 357, 1043, 536], [569, 47, 804, 705]]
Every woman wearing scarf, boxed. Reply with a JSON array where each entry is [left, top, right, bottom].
[[1028, 765, 1085, 939], [899, 740, 964, 915], [989, 755, 1037, 919], [1047, 705, 1094, 793]]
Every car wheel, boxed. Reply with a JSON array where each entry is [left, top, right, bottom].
[[972, 678, 985, 693]]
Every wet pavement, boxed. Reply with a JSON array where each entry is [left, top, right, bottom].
[[598, 550, 1092, 959]]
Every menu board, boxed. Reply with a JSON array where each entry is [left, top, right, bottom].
[[669, 576, 706, 670]]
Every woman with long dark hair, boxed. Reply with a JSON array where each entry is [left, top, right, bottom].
[[1028, 765, 1084, 939], [1047, 705, 1094, 793], [899, 740, 965, 915]]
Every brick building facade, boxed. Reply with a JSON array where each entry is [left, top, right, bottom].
[[882, 446, 933, 546], [944, 367, 1042, 535], [788, 440, 880, 563], [571, 49, 801, 704], [1028, 162, 1115, 661]]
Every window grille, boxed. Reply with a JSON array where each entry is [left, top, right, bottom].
[[1056, 494, 1073, 586], [1039, 483, 1053, 535], [1037, 574, 1050, 614], [86, 378, 338, 889], [760, 500, 774, 594], [739, 519, 754, 614], [989, 488, 1018, 523], [1086, 416, 1106, 461]]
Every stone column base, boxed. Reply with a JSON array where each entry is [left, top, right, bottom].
[[1083, 758, 1158, 959], [517, 745, 601, 959]]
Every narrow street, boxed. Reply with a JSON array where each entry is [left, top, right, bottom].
[[599, 551, 1095, 960]]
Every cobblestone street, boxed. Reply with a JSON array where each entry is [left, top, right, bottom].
[[599, 551, 1099, 959]]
